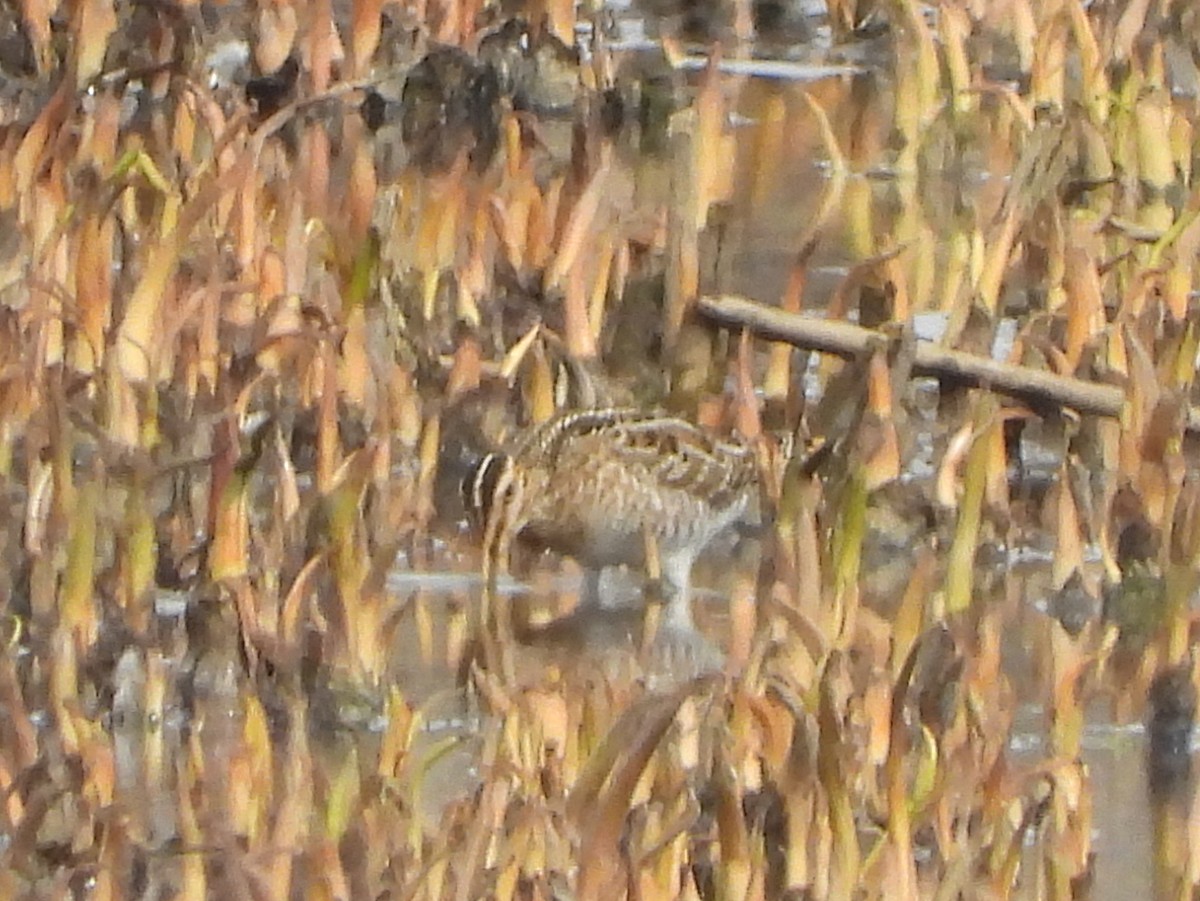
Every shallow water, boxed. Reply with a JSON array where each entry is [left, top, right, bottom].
[[2, 0, 1195, 894]]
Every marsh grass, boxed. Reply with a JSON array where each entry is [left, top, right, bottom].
[[0, 0, 1198, 897]]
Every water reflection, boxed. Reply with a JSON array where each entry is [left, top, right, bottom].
[[2, 0, 1198, 893]]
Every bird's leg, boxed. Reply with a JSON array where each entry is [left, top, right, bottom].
[[580, 568, 604, 608], [659, 553, 695, 630]]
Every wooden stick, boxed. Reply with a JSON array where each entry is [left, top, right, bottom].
[[696, 294, 1200, 432]]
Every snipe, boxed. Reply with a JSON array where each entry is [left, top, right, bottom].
[[465, 407, 759, 628]]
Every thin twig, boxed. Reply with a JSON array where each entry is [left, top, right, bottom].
[[696, 293, 1200, 432]]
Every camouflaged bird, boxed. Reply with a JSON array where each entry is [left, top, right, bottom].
[[465, 407, 759, 628]]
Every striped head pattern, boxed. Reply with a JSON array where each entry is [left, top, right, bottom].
[[463, 451, 522, 538]]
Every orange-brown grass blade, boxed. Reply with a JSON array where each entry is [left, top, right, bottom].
[[890, 0, 939, 173], [728, 569, 757, 672], [989, 777, 1048, 896], [14, 80, 70, 197], [631, 790, 698, 897], [446, 329, 483, 403], [830, 466, 867, 645], [78, 696, 116, 807], [1047, 621, 1088, 758], [774, 448, 825, 628], [71, 0, 116, 83], [1166, 491, 1200, 661], [377, 686, 415, 782], [61, 477, 99, 654], [413, 589, 435, 665], [116, 225, 182, 383], [208, 417, 251, 581], [446, 591, 470, 671], [117, 473, 156, 634], [416, 410, 441, 527], [890, 547, 935, 680], [523, 685, 570, 766], [549, 160, 614, 355], [499, 321, 542, 382], [325, 444, 383, 679], [456, 206, 489, 326], [1066, 0, 1109, 123], [270, 404, 302, 526], [256, 2, 298, 74], [1161, 314, 1200, 393], [1039, 760, 1092, 894], [73, 85, 120, 372], [311, 837, 353, 901], [72, 211, 114, 370], [176, 749, 206, 900], [1062, 247, 1105, 371], [693, 50, 730, 230], [764, 244, 813, 407], [664, 59, 719, 348], [860, 638, 893, 770], [570, 684, 709, 901], [528, 173, 562, 274], [862, 352, 899, 491], [936, 228, 971, 313], [28, 183, 64, 369], [746, 88, 786, 210], [303, 122, 332, 224], [416, 162, 467, 320], [545, 0, 576, 46], [818, 662, 859, 896], [823, 0, 862, 39], [733, 328, 762, 441], [713, 744, 752, 899], [309, 0, 337, 93], [976, 209, 1019, 316], [48, 627, 79, 751], [451, 723, 509, 901], [944, 395, 999, 614], [236, 692, 274, 841], [323, 743, 361, 844], [1030, 16, 1065, 111], [587, 230, 615, 340], [269, 698, 311, 900], [522, 341, 557, 425], [546, 155, 610, 280], [346, 117, 379, 247], [315, 338, 340, 493], [350, 0, 384, 75], [27, 468, 58, 623], [17, 0, 56, 75], [1051, 464, 1085, 590], [490, 194, 525, 275], [1110, 0, 1153, 65], [280, 553, 325, 657], [563, 260, 598, 361], [0, 653, 38, 773], [940, 3, 973, 115], [880, 631, 939, 901], [340, 233, 380, 408]]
